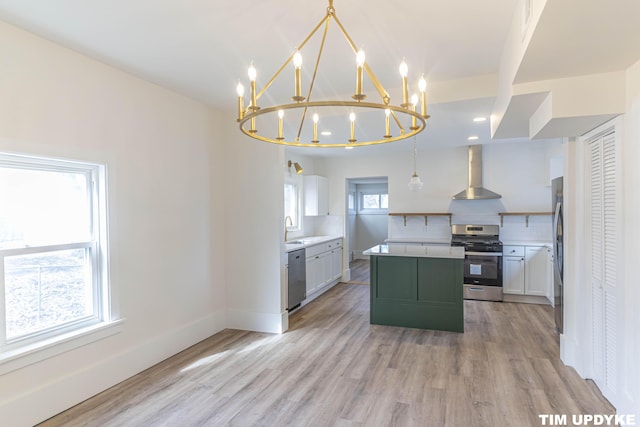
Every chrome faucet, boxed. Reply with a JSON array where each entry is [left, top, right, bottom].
[[284, 215, 293, 242]]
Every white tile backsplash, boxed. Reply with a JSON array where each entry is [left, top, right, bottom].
[[311, 214, 344, 237], [387, 213, 553, 244], [388, 215, 451, 242], [499, 214, 552, 243]]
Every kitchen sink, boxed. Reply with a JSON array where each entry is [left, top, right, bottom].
[[286, 236, 333, 246]]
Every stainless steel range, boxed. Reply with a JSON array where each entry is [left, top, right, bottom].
[[451, 224, 503, 302]]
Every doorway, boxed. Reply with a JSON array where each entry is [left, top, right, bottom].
[[345, 177, 389, 263]]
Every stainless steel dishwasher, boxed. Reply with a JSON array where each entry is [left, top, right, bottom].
[[287, 248, 306, 311]]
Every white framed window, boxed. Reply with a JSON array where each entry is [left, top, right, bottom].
[[358, 186, 388, 215], [284, 180, 301, 232], [0, 152, 112, 361]]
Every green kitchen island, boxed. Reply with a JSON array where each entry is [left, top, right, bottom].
[[363, 244, 465, 332]]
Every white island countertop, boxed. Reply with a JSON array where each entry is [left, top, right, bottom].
[[363, 244, 465, 259]]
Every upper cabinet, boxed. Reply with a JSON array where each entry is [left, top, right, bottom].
[[304, 175, 328, 216]]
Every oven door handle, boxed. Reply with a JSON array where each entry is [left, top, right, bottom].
[[465, 251, 503, 256]]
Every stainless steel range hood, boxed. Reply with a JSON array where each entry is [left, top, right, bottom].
[[452, 145, 502, 200]]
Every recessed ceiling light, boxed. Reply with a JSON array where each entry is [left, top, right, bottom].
[[473, 117, 487, 122], [468, 136, 479, 140], [345, 146, 354, 150], [321, 131, 332, 136]]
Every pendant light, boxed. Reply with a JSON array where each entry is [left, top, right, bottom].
[[408, 136, 423, 191]]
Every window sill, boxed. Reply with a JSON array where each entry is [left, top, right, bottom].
[[0, 319, 124, 376], [357, 210, 389, 215]]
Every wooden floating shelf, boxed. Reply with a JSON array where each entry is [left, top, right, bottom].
[[388, 213, 452, 227], [498, 212, 553, 227]]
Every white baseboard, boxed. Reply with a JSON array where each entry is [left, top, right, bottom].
[[560, 333, 585, 376], [1, 311, 226, 427], [503, 294, 551, 305], [226, 308, 286, 334]]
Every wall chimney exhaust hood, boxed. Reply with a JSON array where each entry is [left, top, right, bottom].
[[452, 145, 502, 200]]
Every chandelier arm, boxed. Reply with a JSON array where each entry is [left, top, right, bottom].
[[332, 13, 406, 134], [254, 14, 331, 103], [333, 14, 389, 102], [296, 15, 332, 142], [389, 109, 406, 135]]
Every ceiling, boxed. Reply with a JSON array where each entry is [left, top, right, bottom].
[[0, 1, 637, 157]]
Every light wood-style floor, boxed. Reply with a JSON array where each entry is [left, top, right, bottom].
[[39, 260, 613, 426]]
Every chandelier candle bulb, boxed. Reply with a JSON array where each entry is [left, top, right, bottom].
[[354, 48, 366, 100], [277, 110, 284, 140], [399, 60, 410, 107], [419, 76, 427, 117], [292, 51, 305, 102], [248, 64, 258, 110], [236, 82, 245, 121], [349, 112, 356, 142], [384, 108, 392, 138], [312, 113, 319, 143]]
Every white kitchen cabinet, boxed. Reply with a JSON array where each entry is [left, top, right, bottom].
[[330, 247, 343, 281], [304, 175, 328, 216], [524, 246, 549, 297], [503, 245, 551, 301], [306, 251, 330, 294], [503, 254, 525, 294], [305, 238, 342, 296]]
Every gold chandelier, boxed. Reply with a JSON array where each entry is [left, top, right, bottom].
[[235, 0, 429, 148]]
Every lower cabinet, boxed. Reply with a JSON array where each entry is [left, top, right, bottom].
[[305, 238, 342, 296], [503, 254, 525, 294], [524, 246, 549, 297], [330, 247, 342, 281], [306, 251, 330, 295], [503, 245, 551, 300]]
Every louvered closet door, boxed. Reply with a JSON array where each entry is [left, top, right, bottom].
[[589, 129, 618, 396]]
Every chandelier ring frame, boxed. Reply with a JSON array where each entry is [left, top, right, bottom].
[[238, 101, 429, 148]]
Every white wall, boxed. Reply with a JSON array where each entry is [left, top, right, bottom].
[[315, 140, 562, 246], [223, 120, 286, 334], [0, 22, 227, 426], [347, 182, 357, 261], [621, 58, 640, 418], [561, 59, 640, 418]]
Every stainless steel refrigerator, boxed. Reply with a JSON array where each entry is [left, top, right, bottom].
[[552, 177, 564, 334]]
